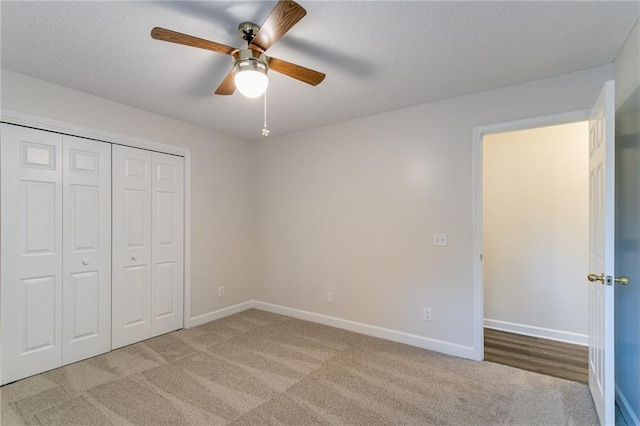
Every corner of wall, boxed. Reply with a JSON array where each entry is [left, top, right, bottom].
[[614, 18, 640, 108]]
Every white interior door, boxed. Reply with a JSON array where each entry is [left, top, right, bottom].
[[112, 145, 152, 349], [151, 152, 184, 336], [588, 80, 615, 426], [0, 124, 63, 384], [62, 136, 112, 364]]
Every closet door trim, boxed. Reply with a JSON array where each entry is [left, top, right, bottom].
[[1, 109, 193, 329]]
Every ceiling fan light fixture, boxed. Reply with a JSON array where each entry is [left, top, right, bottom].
[[233, 49, 269, 98]]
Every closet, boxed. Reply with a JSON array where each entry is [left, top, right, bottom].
[[0, 123, 184, 385]]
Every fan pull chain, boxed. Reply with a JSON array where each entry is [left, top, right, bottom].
[[261, 91, 270, 137]]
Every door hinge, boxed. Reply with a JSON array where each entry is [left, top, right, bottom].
[[480, 254, 483, 261], [606, 275, 613, 286]]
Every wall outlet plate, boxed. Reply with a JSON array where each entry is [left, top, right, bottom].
[[423, 307, 432, 321], [218, 286, 224, 297], [327, 291, 334, 303], [433, 233, 448, 247]]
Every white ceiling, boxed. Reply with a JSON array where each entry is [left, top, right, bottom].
[[2, 1, 639, 141]]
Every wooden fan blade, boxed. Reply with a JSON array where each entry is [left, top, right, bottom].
[[215, 70, 236, 95], [151, 27, 238, 55], [249, 1, 306, 52], [268, 57, 325, 86]]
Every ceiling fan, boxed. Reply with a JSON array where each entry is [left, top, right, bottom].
[[151, 0, 325, 98]]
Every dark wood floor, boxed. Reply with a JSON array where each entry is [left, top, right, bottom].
[[484, 328, 588, 384]]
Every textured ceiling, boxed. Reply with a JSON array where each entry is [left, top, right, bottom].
[[2, 1, 639, 141]]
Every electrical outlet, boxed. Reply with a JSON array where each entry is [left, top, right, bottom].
[[433, 233, 448, 247], [327, 291, 334, 303], [423, 307, 432, 322], [218, 286, 224, 297]]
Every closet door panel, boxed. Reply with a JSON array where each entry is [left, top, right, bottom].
[[151, 153, 184, 336], [62, 136, 111, 364], [68, 271, 99, 337], [124, 264, 148, 325], [23, 181, 57, 253], [112, 145, 152, 349], [1, 124, 63, 385]]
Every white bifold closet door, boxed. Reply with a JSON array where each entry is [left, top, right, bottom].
[[112, 145, 184, 349], [150, 150, 185, 337], [62, 135, 112, 365], [0, 124, 111, 385]]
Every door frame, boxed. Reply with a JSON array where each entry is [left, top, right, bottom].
[[471, 109, 591, 361], [0, 108, 194, 329]]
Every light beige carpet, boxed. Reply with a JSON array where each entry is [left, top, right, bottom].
[[0, 309, 598, 425]]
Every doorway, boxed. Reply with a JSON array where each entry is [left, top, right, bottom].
[[472, 111, 592, 374], [480, 121, 590, 382]]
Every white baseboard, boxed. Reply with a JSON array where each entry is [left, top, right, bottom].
[[616, 384, 640, 426], [188, 300, 256, 327], [484, 319, 588, 346], [254, 301, 475, 360]]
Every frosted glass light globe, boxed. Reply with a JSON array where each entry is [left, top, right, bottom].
[[234, 69, 269, 98]]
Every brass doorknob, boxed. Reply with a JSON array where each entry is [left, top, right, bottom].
[[615, 276, 631, 285], [587, 273, 604, 283], [587, 273, 631, 285]]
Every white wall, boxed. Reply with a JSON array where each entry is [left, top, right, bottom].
[[614, 18, 640, 425], [0, 69, 254, 320], [483, 123, 589, 343], [253, 64, 613, 356]]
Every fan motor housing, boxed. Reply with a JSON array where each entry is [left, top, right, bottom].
[[233, 49, 269, 73]]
